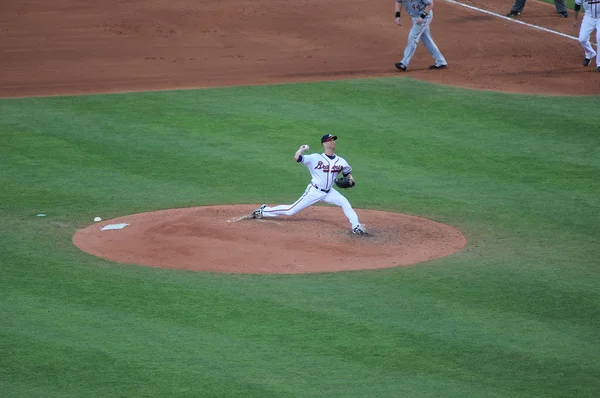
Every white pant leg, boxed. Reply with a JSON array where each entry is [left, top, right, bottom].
[[578, 15, 597, 60], [596, 17, 600, 66], [420, 23, 447, 66], [322, 189, 360, 228], [262, 185, 325, 217]]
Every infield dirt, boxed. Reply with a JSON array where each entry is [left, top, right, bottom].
[[1, 0, 598, 97]]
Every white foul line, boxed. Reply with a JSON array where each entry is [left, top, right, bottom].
[[445, 0, 578, 41]]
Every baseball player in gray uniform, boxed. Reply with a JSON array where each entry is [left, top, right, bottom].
[[573, 0, 600, 71], [394, 0, 448, 71], [250, 134, 367, 235]]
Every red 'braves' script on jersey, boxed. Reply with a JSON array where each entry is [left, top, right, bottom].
[[314, 161, 343, 173]]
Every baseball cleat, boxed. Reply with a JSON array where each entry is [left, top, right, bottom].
[[506, 10, 520, 17], [429, 64, 448, 70], [395, 62, 407, 72], [597, 66, 600, 73], [352, 224, 368, 235], [559, 11, 568, 18], [251, 204, 267, 219], [584, 58, 592, 67]]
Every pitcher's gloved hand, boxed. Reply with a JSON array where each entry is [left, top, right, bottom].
[[335, 177, 355, 189]]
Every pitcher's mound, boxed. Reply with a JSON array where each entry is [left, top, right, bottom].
[[73, 205, 466, 274]]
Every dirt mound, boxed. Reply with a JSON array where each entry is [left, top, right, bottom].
[[73, 205, 466, 274]]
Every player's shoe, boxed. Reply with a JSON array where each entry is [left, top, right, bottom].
[[395, 62, 407, 72], [597, 66, 600, 73], [251, 204, 267, 219], [584, 55, 596, 67], [429, 64, 448, 70], [352, 224, 368, 235], [559, 11, 568, 18], [506, 10, 520, 17]]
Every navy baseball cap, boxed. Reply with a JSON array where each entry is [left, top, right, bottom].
[[321, 134, 338, 143]]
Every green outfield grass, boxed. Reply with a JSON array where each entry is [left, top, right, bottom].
[[1, 77, 599, 397]]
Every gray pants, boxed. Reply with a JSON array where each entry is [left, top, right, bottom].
[[510, 0, 567, 14], [401, 12, 447, 67]]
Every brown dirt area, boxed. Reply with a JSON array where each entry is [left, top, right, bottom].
[[72, 205, 467, 274], [1, 0, 599, 98], [4, 0, 593, 272]]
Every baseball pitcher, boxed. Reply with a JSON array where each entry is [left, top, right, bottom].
[[250, 134, 367, 235]]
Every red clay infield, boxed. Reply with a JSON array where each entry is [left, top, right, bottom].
[[2, 0, 599, 97], [4, 0, 595, 272]]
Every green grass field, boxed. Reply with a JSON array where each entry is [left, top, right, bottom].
[[1, 77, 599, 397]]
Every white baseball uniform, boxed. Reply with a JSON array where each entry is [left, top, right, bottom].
[[260, 153, 362, 229], [576, 0, 600, 65]]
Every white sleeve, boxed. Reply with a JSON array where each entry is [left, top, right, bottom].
[[300, 153, 316, 167], [340, 157, 352, 175]]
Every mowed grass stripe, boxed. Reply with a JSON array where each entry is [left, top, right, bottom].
[[1, 77, 599, 396]]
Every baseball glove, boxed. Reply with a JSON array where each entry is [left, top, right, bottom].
[[335, 177, 355, 189]]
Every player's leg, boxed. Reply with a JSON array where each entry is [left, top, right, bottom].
[[553, 0, 568, 17], [420, 20, 447, 67], [578, 16, 597, 64], [322, 190, 365, 233], [261, 185, 324, 217], [595, 19, 600, 69], [507, 0, 526, 16], [400, 18, 428, 67]]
